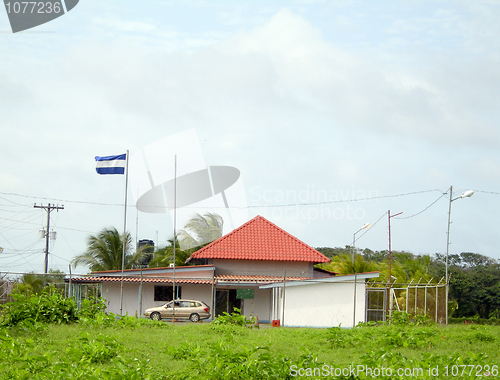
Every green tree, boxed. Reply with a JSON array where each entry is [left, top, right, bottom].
[[71, 227, 145, 272], [319, 252, 379, 275], [441, 252, 500, 318], [13, 270, 66, 295], [315, 246, 351, 259], [148, 237, 193, 268], [14, 273, 44, 295]]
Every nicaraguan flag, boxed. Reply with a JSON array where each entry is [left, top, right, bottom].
[[95, 154, 127, 175]]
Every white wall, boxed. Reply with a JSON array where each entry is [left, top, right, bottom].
[[102, 282, 214, 318], [213, 259, 311, 277], [281, 282, 366, 328], [241, 288, 271, 322], [102, 282, 139, 316]]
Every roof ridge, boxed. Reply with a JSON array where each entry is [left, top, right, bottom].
[[187, 215, 330, 263]]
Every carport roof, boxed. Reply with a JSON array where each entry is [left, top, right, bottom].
[[67, 274, 310, 286]]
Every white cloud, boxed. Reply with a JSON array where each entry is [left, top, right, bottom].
[[1, 2, 500, 272]]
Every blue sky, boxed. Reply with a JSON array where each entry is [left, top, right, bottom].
[[1, 1, 499, 274]]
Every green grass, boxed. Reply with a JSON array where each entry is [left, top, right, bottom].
[[2, 320, 500, 379]]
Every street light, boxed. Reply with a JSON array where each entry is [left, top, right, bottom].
[[352, 222, 370, 328], [445, 186, 474, 325]]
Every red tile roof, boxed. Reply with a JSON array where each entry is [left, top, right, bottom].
[[216, 274, 309, 283], [68, 276, 213, 285], [68, 274, 309, 285], [91, 265, 214, 275], [187, 215, 330, 263]]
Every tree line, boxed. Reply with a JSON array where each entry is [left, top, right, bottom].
[[315, 247, 500, 319]]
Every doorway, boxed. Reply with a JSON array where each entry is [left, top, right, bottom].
[[215, 289, 241, 317]]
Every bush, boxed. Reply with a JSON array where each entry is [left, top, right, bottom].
[[387, 311, 434, 326], [449, 316, 500, 325], [1, 286, 79, 327], [212, 307, 256, 327], [78, 297, 107, 319], [0, 286, 113, 328], [167, 340, 320, 379]]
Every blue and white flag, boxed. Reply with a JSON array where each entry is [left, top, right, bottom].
[[95, 154, 127, 175]]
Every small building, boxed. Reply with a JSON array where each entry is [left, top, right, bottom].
[[68, 215, 378, 327]]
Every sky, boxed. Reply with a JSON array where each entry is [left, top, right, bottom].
[[1, 0, 499, 276]]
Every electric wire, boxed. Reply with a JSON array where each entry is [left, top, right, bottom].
[[0, 189, 445, 209], [394, 192, 448, 220], [355, 211, 387, 243]]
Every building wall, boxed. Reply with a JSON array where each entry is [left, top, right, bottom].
[[240, 287, 271, 322], [102, 282, 214, 318], [213, 259, 312, 277], [281, 281, 366, 328], [102, 282, 140, 317]]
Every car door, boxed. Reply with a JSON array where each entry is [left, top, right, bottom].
[[178, 301, 192, 318], [170, 301, 183, 318], [161, 302, 173, 318], [181, 301, 197, 318]]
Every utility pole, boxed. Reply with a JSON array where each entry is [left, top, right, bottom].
[[34, 203, 64, 273]]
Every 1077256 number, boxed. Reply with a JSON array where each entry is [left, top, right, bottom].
[[5, 2, 63, 14], [444, 365, 498, 377]]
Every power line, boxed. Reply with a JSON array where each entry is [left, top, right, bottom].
[[0, 188, 445, 209], [394, 192, 447, 220], [355, 211, 387, 242]]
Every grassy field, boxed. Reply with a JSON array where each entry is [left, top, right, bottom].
[[1, 317, 499, 379]]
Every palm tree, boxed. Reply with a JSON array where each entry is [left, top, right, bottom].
[[147, 213, 224, 268], [148, 238, 193, 268], [177, 213, 223, 250], [13, 270, 66, 295], [14, 273, 45, 295], [71, 227, 145, 272], [320, 253, 379, 275]]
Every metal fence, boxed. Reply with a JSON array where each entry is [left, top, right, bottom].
[[366, 282, 447, 323], [0, 274, 101, 311]]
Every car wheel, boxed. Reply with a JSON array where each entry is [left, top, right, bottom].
[[189, 313, 200, 323], [150, 312, 161, 321]]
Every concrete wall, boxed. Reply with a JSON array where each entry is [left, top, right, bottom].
[[213, 259, 312, 277], [240, 287, 271, 322], [281, 281, 366, 328]]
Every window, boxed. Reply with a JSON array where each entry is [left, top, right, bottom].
[[154, 286, 181, 302]]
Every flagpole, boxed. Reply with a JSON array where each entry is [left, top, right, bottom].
[[119, 150, 129, 316], [172, 154, 177, 322]]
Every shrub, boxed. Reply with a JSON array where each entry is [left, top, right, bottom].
[[0, 286, 115, 328], [67, 333, 121, 364], [167, 340, 321, 379], [212, 307, 256, 327], [78, 297, 107, 319], [388, 311, 434, 326], [0, 286, 79, 327]]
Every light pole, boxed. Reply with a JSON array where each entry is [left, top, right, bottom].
[[388, 210, 402, 319], [445, 186, 474, 325], [352, 222, 370, 328]]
